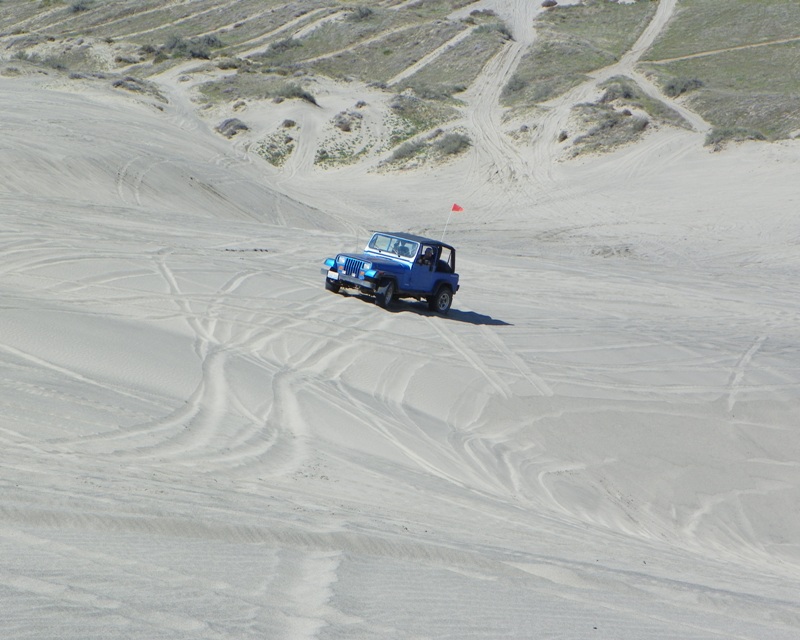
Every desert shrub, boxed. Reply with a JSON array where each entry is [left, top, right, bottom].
[[474, 22, 513, 40], [705, 126, 766, 147], [216, 57, 242, 70], [470, 9, 498, 18], [216, 118, 249, 138], [164, 34, 223, 60], [267, 38, 301, 55], [401, 81, 465, 100], [334, 111, 360, 132], [348, 6, 374, 21], [112, 77, 144, 92], [255, 132, 295, 166], [198, 35, 223, 49], [502, 74, 527, 99], [598, 75, 690, 129], [600, 83, 635, 103], [630, 116, 649, 133], [276, 82, 317, 105], [164, 35, 187, 54], [390, 139, 426, 161], [69, 1, 91, 13], [189, 46, 210, 60], [663, 77, 704, 98], [434, 132, 470, 155], [42, 56, 68, 71], [570, 103, 651, 154]]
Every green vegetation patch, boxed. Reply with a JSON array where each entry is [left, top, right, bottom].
[[565, 73, 694, 157], [161, 33, 225, 60], [641, 41, 800, 141], [394, 22, 510, 100], [385, 93, 459, 148], [644, 0, 800, 61], [697, 93, 799, 146], [645, 41, 800, 95], [502, 0, 658, 106], [569, 102, 650, 156], [0, 0, 55, 34], [315, 108, 377, 167], [599, 75, 690, 129], [198, 72, 316, 105], [254, 128, 296, 167], [380, 128, 472, 169], [401, 0, 480, 21], [304, 20, 466, 83], [251, 6, 415, 67]]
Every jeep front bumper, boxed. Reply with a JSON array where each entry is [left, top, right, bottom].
[[322, 268, 376, 290]]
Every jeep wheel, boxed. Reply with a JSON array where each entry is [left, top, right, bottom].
[[427, 285, 452, 314], [376, 280, 395, 309], [325, 278, 341, 294]]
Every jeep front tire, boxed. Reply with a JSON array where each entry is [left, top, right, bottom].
[[325, 278, 341, 294], [375, 280, 395, 309]]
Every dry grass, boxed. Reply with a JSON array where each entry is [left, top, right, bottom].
[[502, 0, 657, 107], [641, 41, 800, 141], [639, 0, 800, 142], [2, 0, 798, 158]]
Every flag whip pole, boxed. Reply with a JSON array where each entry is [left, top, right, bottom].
[[442, 203, 462, 241]]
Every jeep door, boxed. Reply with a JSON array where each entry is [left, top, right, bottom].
[[409, 244, 438, 293]]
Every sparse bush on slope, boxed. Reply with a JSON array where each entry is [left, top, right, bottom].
[[705, 126, 766, 149], [569, 103, 649, 156], [434, 132, 471, 155], [599, 75, 690, 130], [348, 6, 373, 22], [216, 118, 249, 138], [163, 34, 223, 60]]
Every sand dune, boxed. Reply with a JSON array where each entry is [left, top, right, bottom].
[[2, 1, 800, 638]]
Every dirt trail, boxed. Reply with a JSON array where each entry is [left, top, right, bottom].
[[648, 35, 800, 64], [459, 1, 541, 190]]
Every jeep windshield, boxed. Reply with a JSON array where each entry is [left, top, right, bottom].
[[365, 233, 419, 262]]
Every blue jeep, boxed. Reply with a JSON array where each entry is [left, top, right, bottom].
[[321, 232, 460, 313]]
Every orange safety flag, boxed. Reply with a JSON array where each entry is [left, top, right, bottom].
[[451, 203, 464, 212]]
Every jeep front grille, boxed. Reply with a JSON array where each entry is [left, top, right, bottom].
[[343, 258, 364, 276]]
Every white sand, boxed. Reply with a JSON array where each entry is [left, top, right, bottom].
[[2, 1, 800, 637]]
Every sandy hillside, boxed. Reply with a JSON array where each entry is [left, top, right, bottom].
[[2, 1, 800, 638]]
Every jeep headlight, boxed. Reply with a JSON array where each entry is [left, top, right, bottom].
[[337, 256, 346, 264], [361, 261, 372, 271]]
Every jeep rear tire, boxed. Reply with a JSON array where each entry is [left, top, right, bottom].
[[375, 280, 395, 309], [428, 285, 452, 314]]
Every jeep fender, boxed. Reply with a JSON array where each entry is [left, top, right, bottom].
[[433, 278, 457, 295]]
